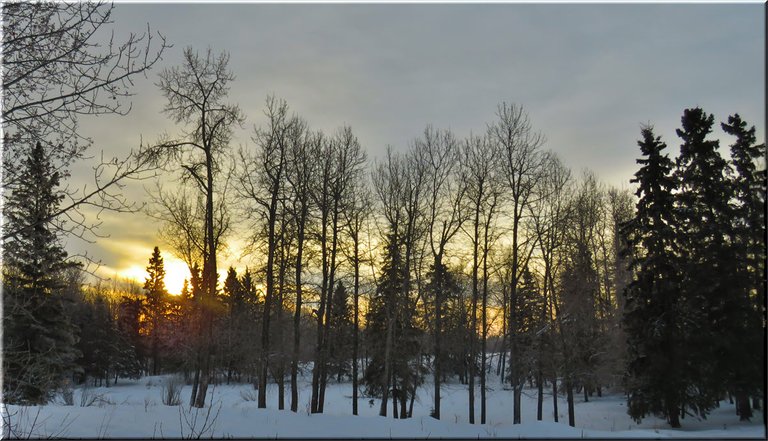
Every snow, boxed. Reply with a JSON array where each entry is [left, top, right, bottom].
[[2, 370, 765, 438]]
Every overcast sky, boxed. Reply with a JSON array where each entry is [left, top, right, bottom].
[[69, 2, 765, 289]]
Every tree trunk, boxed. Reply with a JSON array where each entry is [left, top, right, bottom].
[[433, 257, 443, 419], [400, 385, 408, 419], [566, 378, 575, 427], [291, 221, 305, 412], [480, 302, 486, 424], [319, 216, 339, 413], [552, 376, 559, 422], [510, 236, 522, 424], [392, 377, 398, 419], [736, 391, 752, 421], [536, 367, 544, 420], [276, 243, 287, 411], [469, 198, 480, 424], [311, 211, 329, 413], [667, 403, 681, 428], [379, 310, 394, 417], [408, 382, 416, 418], [352, 236, 361, 416], [190, 366, 200, 408]]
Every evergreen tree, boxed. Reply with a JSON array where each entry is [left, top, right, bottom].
[[221, 266, 250, 383], [2, 141, 81, 404], [117, 295, 145, 374], [673, 108, 736, 415], [329, 281, 354, 381], [623, 126, 688, 427], [424, 261, 466, 385], [508, 266, 546, 389], [143, 246, 168, 375], [720, 114, 766, 419], [363, 232, 423, 418]]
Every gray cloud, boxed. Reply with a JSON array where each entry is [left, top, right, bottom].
[[67, 2, 763, 276]]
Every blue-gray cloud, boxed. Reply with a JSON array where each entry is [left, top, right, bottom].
[[70, 3, 764, 274]]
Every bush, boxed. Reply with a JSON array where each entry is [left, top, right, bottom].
[[59, 380, 74, 406], [239, 389, 258, 402], [161, 375, 183, 406], [79, 385, 108, 407]]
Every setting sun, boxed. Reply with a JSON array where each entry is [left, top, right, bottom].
[[118, 254, 191, 295]]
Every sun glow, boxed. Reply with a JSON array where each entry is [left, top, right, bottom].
[[118, 255, 191, 296]]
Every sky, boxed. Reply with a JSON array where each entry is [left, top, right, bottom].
[[66, 2, 765, 292]]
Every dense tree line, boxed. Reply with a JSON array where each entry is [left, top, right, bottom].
[[2, 8, 763, 429], [623, 109, 766, 427]]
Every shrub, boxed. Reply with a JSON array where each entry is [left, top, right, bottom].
[[161, 375, 183, 406]]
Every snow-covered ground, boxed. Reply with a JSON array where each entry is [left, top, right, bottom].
[[2, 370, 765, 438]]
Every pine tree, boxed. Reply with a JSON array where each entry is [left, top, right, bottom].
[[623, 126, 688, 427], [2, 141, 81, 404]]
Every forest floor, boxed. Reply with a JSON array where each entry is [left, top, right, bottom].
[[2, 367, 765, 438]]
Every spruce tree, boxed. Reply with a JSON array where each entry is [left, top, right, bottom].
[[363, 232, 422, 418], [721, 114, 766, 420], [623, 126, 687, 427], [143, 246, 168, 375], [2, 142, 80, 404], [673, 108, 736, 415], [329, 281, 354, 381]]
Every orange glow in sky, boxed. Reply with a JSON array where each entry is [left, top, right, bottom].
[[117, 254, 191, 296]]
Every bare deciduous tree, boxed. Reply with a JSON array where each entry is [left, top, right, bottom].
[[2, 1, 169, 244], [284, 120, 314, 413], [342, 174, 373, 416], [413, 126, 466, 420], [237, 96, 294, 409], [460, 133, 503, 424], [488, 102, 547, 424], [154, 46, 244, 408]]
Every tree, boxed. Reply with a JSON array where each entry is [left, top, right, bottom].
[[309, 125, 366, 413], [672, 108, 738, 419], [143, 246, 168, 375], [219, 267, 250, 383], [460, 133, 502, 424], [342, 172, 373, 416], [414, 125, 466, 420], [2, 142, 81, 404], [563, 171, 611, 407], [238, 96, 293, 408], [2, 1, 168, 243], [527, 152, 572, 422], [488, 102, 547, 425], [369, 147, 427, 418], [623, 125, 687, 428], [363, 231, 423, 419], [155, 46, 244, 408], [721, 114, 766, 419], [283, 118, 314, 412], [559, 174, 604, 426], [328, 281, 354, 381]]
